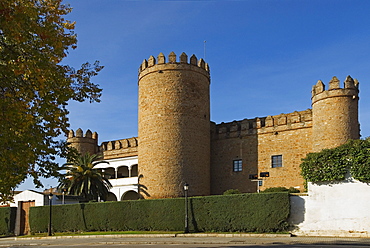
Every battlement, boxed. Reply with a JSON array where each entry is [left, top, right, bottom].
[[212, 109, 313, 139], [67, 128, 98, 155], [67, 128, 98, 140], [311, 76, 359, 104], [100, 137, 138, 151], [138, 52, 210, 75], [100, 137, 139, 159]]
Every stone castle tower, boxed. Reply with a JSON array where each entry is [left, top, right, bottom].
[[311, 76, 360, 152], [67, 128, 98, 155], [137, 52, 211, 198]]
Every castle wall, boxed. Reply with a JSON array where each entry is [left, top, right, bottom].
[[257, 122, 312, 191], [210, 127, 258, 194], [211, 110, 313, 194]]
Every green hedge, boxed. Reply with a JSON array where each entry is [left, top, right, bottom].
[[0, 207, 17, 235], [30, 193, 289, 233]]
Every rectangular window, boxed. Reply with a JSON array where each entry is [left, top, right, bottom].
[[271, 155, 283, 168], [233, 159, 242, 172]]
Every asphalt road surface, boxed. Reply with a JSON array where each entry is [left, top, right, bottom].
[[4, 245, 370, 248], [1, 235, 370, 248]]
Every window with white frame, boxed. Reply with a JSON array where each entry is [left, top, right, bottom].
[[233, 159, 243, 172], [271, 155, 282, 168]]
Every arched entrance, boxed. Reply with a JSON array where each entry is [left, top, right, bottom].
[[106, 192, 117, 201], [121, 191, 140, 201]]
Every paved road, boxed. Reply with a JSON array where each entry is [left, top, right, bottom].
[[23, 245, 370, 248], [1, 234, 370, 247]]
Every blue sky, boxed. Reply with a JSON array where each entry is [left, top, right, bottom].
[[17, 0, 370, 190]]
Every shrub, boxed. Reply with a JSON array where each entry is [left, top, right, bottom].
[[223, 189, 241, 195], [300, 138, 370, 183], [261, 187, 300, 193], [0, 207, 16, 236], [30, 193, 290, 233]]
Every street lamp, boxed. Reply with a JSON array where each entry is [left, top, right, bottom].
[[183, 183, 189, 233], [48, 191, 53, 236], [62, 188, 67, 205]]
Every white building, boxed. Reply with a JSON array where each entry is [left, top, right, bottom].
[[95, 156, 140, 201]]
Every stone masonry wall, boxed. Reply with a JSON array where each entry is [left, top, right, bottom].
[[211, 110, 313, 194], [311, 76, 359, 152], [100, 137, 138, 159]]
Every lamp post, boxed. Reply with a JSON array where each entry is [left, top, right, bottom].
[[62, 188, 66, 205], [183, 183, 189, 233], [48, 192, 53, 236]]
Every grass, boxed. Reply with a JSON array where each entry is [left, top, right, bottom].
[[18, 230, 183, 238], [14, 230, 290, 238]]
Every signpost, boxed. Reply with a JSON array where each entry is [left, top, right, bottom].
[[249, 172, 270, 193]]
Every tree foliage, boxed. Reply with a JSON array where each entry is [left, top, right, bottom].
[[0, 0, 103, 202], [58, 153, 112, 202], [300, 138, 370, 183]]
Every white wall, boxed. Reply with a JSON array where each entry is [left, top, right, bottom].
[[100, 156, 139, 201], [289, 178, 370, 237], [94, 156, 138, 171], [11, 190, 46, 207], [109, 177, 139, 200]]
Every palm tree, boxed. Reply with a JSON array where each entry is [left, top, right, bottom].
[[58, 153, 112, 202]]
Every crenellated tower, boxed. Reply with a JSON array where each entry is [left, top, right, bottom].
[[67, 128, 99, 155], [138, 52, 211, 198], [311, 76, 360, 152]]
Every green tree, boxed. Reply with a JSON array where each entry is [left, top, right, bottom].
[[300, 138, 370, 183], [0, 0, 103, 202], [58, 153, 112, 202]]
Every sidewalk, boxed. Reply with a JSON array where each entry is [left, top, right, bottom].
[[1, 233, 370, 247]]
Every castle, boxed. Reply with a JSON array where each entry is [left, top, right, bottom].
[[67, 51, 360, 201]]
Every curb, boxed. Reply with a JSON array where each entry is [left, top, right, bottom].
[[176, 233, 291, 238]]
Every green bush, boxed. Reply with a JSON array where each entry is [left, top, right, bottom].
[[0, 207, 16, 236], [261, 187, 300, 194], [223, 189, 241, 195], [30, 193, 290, 233], [300, 138, 370, 183]]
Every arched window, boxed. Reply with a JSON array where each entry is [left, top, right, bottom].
[[131, 164, 138, 177], [103, 167, 115, 179], [117, 166, 129, 178]]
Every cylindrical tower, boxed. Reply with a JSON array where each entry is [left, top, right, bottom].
[[67, 128, 98, 155], [312, 76, 360, 152], [138, 52, 211, 198]]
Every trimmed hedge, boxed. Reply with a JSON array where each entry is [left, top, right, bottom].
[[30, 193, 289, 233], [0, 207, 17, 235]]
